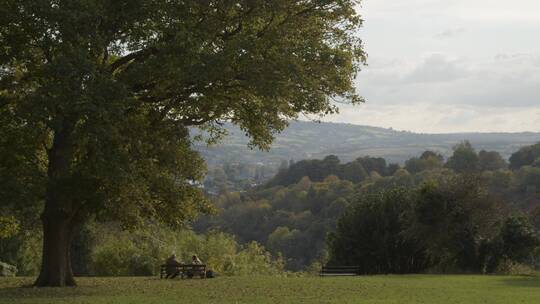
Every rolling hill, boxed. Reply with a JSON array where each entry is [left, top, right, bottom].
[[195, 121, 540, 166]]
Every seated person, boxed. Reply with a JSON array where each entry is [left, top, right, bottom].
[[165, 254, 182, 279], [187, 255, 204, 278], [192, 255, 203, 265]]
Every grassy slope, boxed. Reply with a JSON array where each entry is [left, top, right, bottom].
[[1, 275, 540, 304]]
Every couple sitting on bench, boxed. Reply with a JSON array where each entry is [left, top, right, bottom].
[[165, 254, 205, 279]]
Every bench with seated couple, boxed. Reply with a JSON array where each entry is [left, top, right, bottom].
[[160, 254, 207, 279], [160, 263, 206, 279]]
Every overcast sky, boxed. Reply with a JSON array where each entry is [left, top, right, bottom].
[[325, 0, 540, 133]]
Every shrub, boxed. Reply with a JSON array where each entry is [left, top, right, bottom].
[[87, 223, 283, 276], [223, 242, 284, 276], [90, 237, 139, 276], [328, 188, 426, 274], [495, 260, 538, 276], [0, 230, 42, 276], [0, 261, 17, 277], [0, 216, 20, 239]]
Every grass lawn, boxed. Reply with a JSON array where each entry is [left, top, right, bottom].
[[1, 275, 539, 304]]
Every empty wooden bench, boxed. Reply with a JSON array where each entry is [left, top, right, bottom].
[[320, 265, 360, 276], [160, 264, 206, 279]]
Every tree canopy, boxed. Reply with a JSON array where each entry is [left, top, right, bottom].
[[328, 175, 538, 274], [510, 143, 540, 170], [0, 0, 365, 286], [445, 141, 479, 173]]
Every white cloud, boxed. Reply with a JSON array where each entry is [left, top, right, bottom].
[[452, 0, 540, 25], [403, 54, 469, 83], [332, 1, 540, 132], [326, 103, 540, 133], [434, 28, 466, 39], [362, 0, 540, 25], [356, 53, 540, 108]]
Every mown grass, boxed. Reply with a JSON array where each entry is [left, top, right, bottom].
[[1, 275, 539, 304]]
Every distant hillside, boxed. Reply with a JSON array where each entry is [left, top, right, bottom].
[[194, 121, 540, 165]]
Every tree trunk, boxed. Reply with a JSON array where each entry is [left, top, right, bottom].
[[34, 122, 77, 287], [34, 215, 76, 287]]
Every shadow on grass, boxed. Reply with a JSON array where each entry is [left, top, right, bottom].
[[501, 276, 540, 288], [0, 280, 96, 302], [0, 276, 183, 301]]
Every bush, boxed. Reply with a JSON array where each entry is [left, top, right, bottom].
[[329, 175, 508, 274], [0, 261, 17, 277], [481, 215, 540, 273], [128, 254, 156, 276], [90, 237, 140, 276], [0, 230, 42, 276], [495, 260, 538, 276], [328, 188, 427, 274], [306, 261, 323, 276], [498, 216, 539, 262], [87, 223, 283, 276], [225, 242, 284, 276], [0, 216, 20, 239]]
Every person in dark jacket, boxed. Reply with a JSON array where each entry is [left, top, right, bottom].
[[165, 254, 182, 279]]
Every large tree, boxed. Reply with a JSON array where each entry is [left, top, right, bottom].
[[0, 1, 365, 286]]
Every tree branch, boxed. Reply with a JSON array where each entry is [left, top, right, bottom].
[[109, 47, 159, 73]]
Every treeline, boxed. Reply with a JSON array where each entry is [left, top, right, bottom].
[[196, 142, 540, 272], [269, 141, 538, 186], [268, 155, 391, 185]]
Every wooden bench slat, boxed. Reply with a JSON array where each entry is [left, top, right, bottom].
[[320, 265, 360, 276], [160, 264, 207, 279]]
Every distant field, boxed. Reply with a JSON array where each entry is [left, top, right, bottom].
[[1, 275, 540, 304]]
